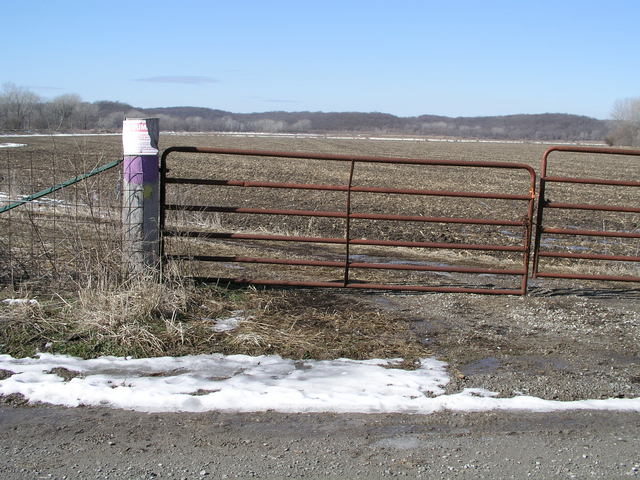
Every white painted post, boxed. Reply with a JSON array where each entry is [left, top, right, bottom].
[[122, 118, 160, 274]]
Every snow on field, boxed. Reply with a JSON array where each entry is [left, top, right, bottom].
[[0, 133, 119, 138], [0, 143, 27, 148], [167, 131, 606, 147], [1, 353, 639, 414], [209, 311, 248, 332], [0, 132, 605, 146], [0, 191, 71, 208]]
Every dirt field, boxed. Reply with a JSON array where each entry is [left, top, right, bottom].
[[158, 134, 638, 292], [3, 133, 637, 290]]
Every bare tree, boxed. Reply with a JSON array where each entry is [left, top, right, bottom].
[[49, 93, 82, 130], [249, 118, 285, 133], [606, 97, 640, 146], [214, 116, 243, 131], [97, 111, 125, 130], [0, 83, 41, 130], [72, 102, 99, 130]]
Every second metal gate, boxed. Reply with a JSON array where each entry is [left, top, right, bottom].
[[532, 146, 640, 283]]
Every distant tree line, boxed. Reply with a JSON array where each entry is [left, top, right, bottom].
[[2, 82, 633, 143], [0, 83, 97, 131]]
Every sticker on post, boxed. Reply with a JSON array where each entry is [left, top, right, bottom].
[[123, 118, 159, 156]]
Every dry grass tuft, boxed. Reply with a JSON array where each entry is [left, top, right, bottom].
[[63, 266, 219, 357], [210, 289, 430, 367], [0, 295, 71, 358], [2, 277, 430, 365], [75, 274, 187, 340]]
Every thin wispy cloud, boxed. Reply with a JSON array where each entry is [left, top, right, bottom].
[[29, 85, 64, 91], [134, 76, 219, 85], [265, 98, 300, 104]]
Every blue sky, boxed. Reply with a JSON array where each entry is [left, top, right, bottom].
[[2, 0, 639, 119]]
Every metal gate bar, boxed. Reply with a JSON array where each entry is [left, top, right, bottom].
[[161, 147, 536, 294], [532, 146, 640, 282]]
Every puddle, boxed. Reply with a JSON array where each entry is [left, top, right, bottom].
[[222, 263, 245, 270], [349, 254, 454, 277], [460, 357, 501, 376], [499, 230, 522, 239], [520, 355, 569, 371], [372, 296, 395, 308]]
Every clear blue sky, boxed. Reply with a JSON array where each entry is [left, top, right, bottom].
[[3, 0, 639, 119]]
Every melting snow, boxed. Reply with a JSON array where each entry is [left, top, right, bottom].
[[0, 143, 27, 148], [1, 353, 639, 414]]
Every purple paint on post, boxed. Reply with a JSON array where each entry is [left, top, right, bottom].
[[124, 155, 159, 185]]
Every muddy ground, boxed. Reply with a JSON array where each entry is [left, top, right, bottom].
[[362, 280, 640, 401]]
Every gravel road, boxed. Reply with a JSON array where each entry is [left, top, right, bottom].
[[1, 405, 639, 479]]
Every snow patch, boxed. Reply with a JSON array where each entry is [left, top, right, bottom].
[[168, 132, 605, 147], [1, 353, 639, 414], [0, 143, 27, 148], [2, 299, 39, 306], [0, 354, 448, 413], [209, 311, 248, 332], [0, 133, 119, 138]]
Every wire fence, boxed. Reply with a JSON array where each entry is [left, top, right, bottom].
[[0, 148, 123, 292]]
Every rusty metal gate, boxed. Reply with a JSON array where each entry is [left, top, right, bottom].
[[532, 146, 640, 283], [161, 147, 536, 294]]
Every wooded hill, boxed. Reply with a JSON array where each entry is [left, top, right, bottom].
[[138, 106, 608, 141], [0, 90, 609, 141]]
